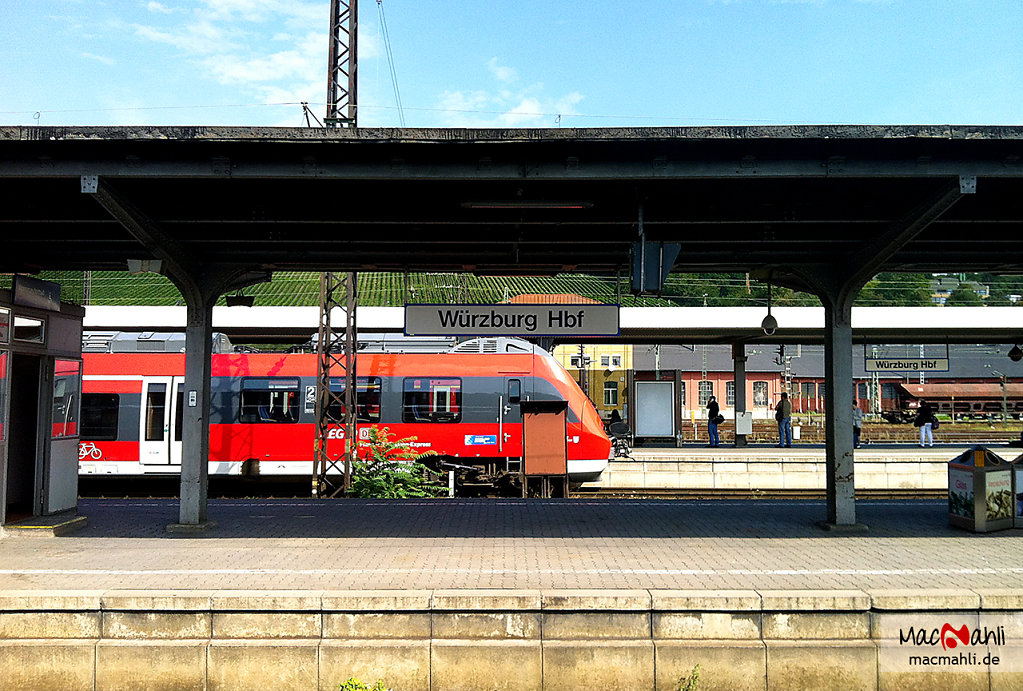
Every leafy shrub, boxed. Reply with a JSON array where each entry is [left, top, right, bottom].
[[348, 426, 446, 499], [338, 678, 388, 691], [677, 664, 701, 691]]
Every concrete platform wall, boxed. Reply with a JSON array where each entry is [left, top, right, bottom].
[[587, 452, 954, 491], [1, 588, 1020, 690]]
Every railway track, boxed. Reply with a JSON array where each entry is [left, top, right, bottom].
[[570, 487, 948, 500]]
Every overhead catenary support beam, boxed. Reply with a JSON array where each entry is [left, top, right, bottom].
[[83, 176, 269, 528], [790, 176, 973, 529]]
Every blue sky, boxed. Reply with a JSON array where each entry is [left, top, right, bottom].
[[2, 0, 1021, 128]]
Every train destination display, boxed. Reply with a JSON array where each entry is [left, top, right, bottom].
[[405, 304, 620, 336]]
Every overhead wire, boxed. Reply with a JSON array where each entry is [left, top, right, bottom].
[[376, 0, 405, 127]]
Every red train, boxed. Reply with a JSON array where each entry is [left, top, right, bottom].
[[78, 335, 610, 489]]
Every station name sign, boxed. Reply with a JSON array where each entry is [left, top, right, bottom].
[[405, 304, 620, 336], [864, 358, 950, 372]]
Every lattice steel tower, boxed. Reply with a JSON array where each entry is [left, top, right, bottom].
[[325, 0, 357, 127]]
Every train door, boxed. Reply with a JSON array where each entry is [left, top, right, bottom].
[[499, 377, 524, 459], [139, 376, 184, 465]]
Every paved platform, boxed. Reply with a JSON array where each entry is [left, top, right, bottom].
[[1, 498, 1021, 591]]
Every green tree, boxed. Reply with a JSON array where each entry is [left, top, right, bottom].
[[944, 286, 984, 306], [855, 273, 933, 306]]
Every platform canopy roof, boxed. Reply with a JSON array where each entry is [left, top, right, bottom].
[[3, 125, 1023, 282]]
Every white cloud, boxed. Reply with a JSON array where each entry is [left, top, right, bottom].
[[146, 2, 176, 14], [487, 58, 517, 84], [81, 52, 116, 66], [134, 19, 238, 54], [130, 0, 331, 119], [431, 62, 585, 128], [202, 30, 321, 84]]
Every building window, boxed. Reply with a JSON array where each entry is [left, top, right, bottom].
[[239, 378, 301, 423], [819, 382, 827, 401], [13, 316, 44, 343], [753, 381, 768, 406], [857, 383, 868, 399], [603, 382, 619, 406], [403, 378, 461, 423], [611, 355, 622, 367], [726, 381, 735, 406], [698, 381, 713, 406], [881, 382, 898, 399], [801, 382, 816, 400], [600, 355, 610, 367]]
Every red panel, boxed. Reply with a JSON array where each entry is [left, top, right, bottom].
[[83, 353, 184, 376], [83, 379, 142, 394], [78, 441, 140, 463]]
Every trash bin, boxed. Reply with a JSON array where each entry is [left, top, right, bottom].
[[948, 446, 1014, 533]]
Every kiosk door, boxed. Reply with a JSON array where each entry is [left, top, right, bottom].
[[140, 377, 184, 465]]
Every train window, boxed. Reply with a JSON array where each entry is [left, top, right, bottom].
[[508, 379, 521, 404], [174, 385, 183, 442], [752, 381, 768, 406], [603, 382, 618, 406], [402, 378, 461, 423], [52, 359, 81, 439], [81, 393, 120, 441], [726, 381, 735, 406], [698, 381, 713, 406], [145, 384, 167, 441], [239, 378, 301, 423], [327, 376, 382, 423], [0, 307, 9, 342]]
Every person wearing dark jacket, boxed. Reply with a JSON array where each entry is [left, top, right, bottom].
[[914, 402, 936, 447], [707, 396, 720, 447]]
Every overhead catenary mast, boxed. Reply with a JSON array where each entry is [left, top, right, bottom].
[[314, 0, 359, 498]]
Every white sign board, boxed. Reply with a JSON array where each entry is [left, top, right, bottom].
[[864, 358, 949, 372], [405, 304, 620, 336]]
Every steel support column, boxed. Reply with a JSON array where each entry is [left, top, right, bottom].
[[83, 176, 269, 527], [731, 343, 748, 447], [822, 295, 856, 526], [789, 176, 972, 528]]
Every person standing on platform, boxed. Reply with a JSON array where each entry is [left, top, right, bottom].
[[707, 395, 720, 447], [775, 392, 792, 448], [914, 401, 936, 447], [852, 401, 864, 448]]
